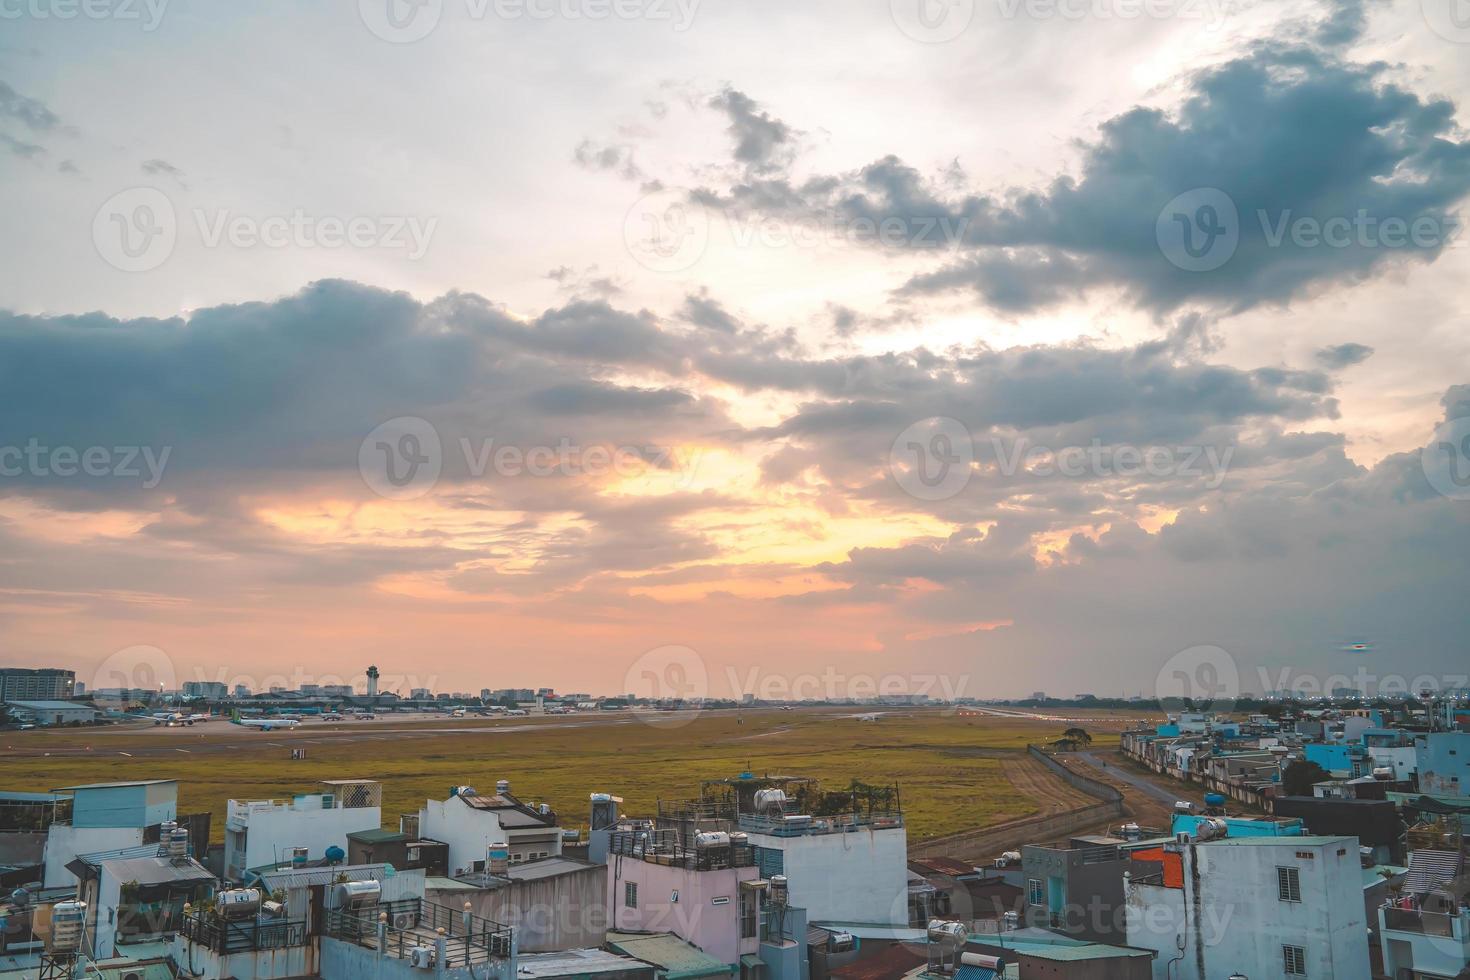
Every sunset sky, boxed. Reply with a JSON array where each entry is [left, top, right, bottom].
[[1, 0, 1468, 700]]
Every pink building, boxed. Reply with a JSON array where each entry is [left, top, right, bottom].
[[607, 829, 764, 968]]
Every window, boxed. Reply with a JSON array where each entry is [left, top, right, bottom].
[[1283, 944, 1306, 975], [624, 882, 638, 908], [1277, 866, 1301, 902], [740, 890, 759, 939], [1027, 878, 1044, 907]]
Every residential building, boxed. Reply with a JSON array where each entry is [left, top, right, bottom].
[[1379, 851, 1470, 980], [223, 779, 382, 880], [1125, 834, 1370, 980], [1416, 732, 1470, 799], [42, 779, 180, 887], [417, 782, 563, 874], [346, 828, 450, 875], [606, 826, 763, 968], [605, 931, 734, 980], [1021, 838, 1131, 943], [437, 856, 608, 952], [0, 667, 75, 703], [71, 837, 215, 958], [726, 776, 909, 926]]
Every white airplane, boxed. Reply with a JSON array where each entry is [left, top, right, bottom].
[[230, 711, 300, 731]]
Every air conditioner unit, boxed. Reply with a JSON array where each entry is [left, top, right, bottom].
[[392, 911, 417, 931], [409, 946, 436, 970]]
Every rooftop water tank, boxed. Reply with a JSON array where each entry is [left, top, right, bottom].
[[48, 901, 86, 954], [333, 880, 382, 910], [926, 919, 968, 950], [216, 889, 262, 920]]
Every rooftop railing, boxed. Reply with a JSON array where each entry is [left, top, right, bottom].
[[326, 898, 513, 966], [1382, 904, 1470, 940], [179, 911, 308, 954], [736, 809, 903, 837], [608, 829, 755, 870]]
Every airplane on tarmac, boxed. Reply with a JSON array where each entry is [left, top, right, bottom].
[[229, 710, 301, 731]]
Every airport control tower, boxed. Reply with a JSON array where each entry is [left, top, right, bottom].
[[366, 665, 379, 699]]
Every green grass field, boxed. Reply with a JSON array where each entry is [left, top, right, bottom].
[[2, 707, 1145, 843]]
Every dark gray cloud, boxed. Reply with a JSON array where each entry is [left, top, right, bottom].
[[1316, 342, 1375, 369], [709, 87, 795, 174], [683, 31, 1470, 318], [0, 78, 60, 131]]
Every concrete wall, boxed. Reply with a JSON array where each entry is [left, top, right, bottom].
[[43, 825, 145, 887], [1027, 745, 1123, 802], [435, 864, 608, 953], [72, 783, 176, 829], [909, 800, 1122, 864], [171, 932, 319, 980]]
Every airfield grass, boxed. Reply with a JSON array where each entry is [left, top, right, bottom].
[[1, 709, 1137, 844]]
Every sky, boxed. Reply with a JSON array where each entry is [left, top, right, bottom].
[[0, 0, 1468, 702]]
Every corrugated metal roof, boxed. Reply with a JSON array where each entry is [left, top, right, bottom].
[[257, 864, 391, 889], [97, 856, 213, 886], [827, 943, 925, 980], [606, 932, 732, 979], [53, 780, 175, 791], [347, 828, 404, 843], [518, 948, 651, 978]]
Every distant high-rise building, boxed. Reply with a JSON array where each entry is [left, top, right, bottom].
[[0, 668, 76, 703], [75, 681, 86, 695], [480, 688, 493, 701], [182, 680, 228, 699], [410, 687, 432, 700], [233, 683, 251, 698]]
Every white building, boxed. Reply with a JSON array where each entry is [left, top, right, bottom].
[[223, 779, 381, 880], [739, 816, 907, 925], [8, 700, 97, 725], [418, 783, 562, 875], [1126, 834, 1369, 980], [1379, 852, 1470, 980], [42, 780, 179, 887]]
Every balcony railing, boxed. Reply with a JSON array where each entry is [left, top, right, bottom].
[[1382, 906, 1470, 940], [179, 912, 308, 953], [608, 829, 755, 870], [736, 810, 903, 837], [326, 899, 513, 966]]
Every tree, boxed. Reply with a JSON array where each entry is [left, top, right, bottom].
[[1281, 759, 1332, 796], [1061, 727, 1093, 748]]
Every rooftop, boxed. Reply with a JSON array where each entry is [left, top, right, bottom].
[[606, 931, 733, 979], [517, 948, 652, 979], [53, 780, 176, 791]]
